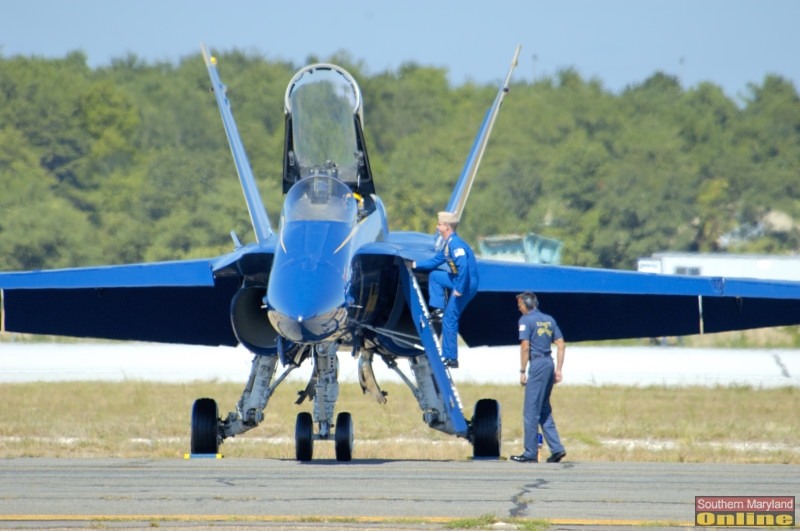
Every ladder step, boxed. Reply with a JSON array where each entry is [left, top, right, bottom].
[[400, 261, 465, 415]]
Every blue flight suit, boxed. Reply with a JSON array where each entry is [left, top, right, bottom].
[[519, 308, 565, 460], [415, 232, 479, 362]]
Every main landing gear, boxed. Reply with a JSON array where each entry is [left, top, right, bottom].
[[190, 397, 220, 455], [397, 260, 502, 459], [190, 357, 500, 460], [471, 398, 501, 458]]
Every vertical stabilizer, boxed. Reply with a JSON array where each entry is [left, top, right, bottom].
[[446, 45, 521, 220], [201, 44, 273, 242]]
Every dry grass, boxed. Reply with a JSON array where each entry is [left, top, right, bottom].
[[0, 379, 797, 463]]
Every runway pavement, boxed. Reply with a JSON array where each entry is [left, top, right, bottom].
[[0, 458, 797, 529]]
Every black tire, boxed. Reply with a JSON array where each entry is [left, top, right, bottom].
[[472, 398, 501, 458], [295, 412, 314, 461], [334, 412, 354, 462], [191, 398, 219, 455]]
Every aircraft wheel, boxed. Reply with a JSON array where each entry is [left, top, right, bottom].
[[472, 398, 501, 458], [191, 398, 219, 455], [334, 412, 354, 462], [295, 412, 314, 461]]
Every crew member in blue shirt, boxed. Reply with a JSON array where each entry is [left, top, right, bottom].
[[412, 211, 479, 369], [511, 291, 567, 463]]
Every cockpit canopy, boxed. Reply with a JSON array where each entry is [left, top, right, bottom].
[[283, 64, 374, 196], [281, 175, 358, 224]]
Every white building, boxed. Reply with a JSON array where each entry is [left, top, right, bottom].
[[637, 252, 800, 281]]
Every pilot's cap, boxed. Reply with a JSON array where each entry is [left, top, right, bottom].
[[438, 211, 459, 224]]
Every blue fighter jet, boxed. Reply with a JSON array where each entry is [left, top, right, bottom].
[[2, 45, 800, 461]]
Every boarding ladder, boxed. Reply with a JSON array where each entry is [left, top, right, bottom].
[[399, 261, 468, 436]]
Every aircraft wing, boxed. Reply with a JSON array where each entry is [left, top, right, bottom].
[[0, 258, 244, 346], [458, 260, 800, 346]]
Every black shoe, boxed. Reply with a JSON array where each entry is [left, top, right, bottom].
[[511, 455, 537, 463], [443, 358, 459, 369], [546, 451, 566, 463], [429, 308, 444, 323]]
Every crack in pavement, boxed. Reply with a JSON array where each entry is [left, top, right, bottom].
[[510, 479, 547, 518]]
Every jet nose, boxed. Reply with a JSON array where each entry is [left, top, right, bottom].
[[267, 306, 348, 343]]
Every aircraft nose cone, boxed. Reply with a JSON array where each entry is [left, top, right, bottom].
[[268, 306, 348, 343]]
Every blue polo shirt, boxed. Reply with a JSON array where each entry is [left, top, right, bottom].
[[518, 308, 563, 357]]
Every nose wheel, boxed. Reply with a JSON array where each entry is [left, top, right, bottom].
[[294, 411, 354, 461], [334, 412, 354, 462]]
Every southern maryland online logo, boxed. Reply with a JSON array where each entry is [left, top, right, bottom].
[[696, 496, 795, 527]]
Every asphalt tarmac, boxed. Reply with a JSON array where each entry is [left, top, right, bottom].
[[0, 458, 797, 529]]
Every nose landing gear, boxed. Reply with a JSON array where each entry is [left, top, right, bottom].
[[294, 410, 354, 462]]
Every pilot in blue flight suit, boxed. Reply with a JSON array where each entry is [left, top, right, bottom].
[[412, 211, 479, 369], [511, 291, 567, 463]]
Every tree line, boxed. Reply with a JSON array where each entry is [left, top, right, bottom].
[[1, 49, 798, 272]]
